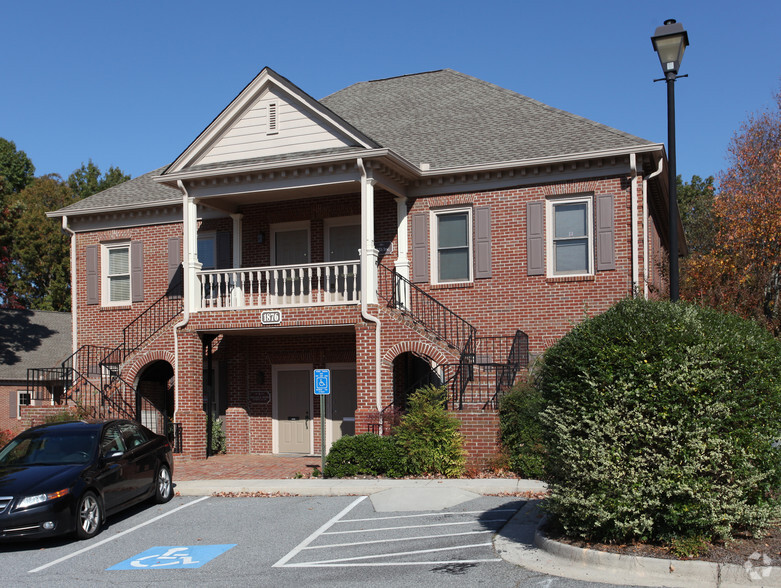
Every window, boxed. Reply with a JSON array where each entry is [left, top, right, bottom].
[[102, 242, 131, 304], [433, 209, 472, 283], [17, 391, 30, 419], [547, 195, 593, 276], [197, 233, 217, 269]]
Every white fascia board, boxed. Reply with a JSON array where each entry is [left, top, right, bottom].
[[156, 149, 400, 185], [46, 198, 182, 219], [415, 144, 666, 177]]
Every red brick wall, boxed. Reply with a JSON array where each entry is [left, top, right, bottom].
[[69, 171, 664, 464], [0, 384, 26, 435]]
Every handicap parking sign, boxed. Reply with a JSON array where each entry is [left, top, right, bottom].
[[108, 544, 236, 570], [314, 368, 330, 395]]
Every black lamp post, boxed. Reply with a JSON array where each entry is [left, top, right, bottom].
[[651, 19, 689, 302]]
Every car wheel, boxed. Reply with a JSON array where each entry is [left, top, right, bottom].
[[153, 464, 173, 503], [75, 491, 102, 540]]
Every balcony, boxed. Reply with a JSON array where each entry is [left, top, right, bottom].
[[197, 260, 361, 310]]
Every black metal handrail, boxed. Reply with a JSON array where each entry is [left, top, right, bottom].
[[123, 281, 184, 355], [377, 262, 476, 352]]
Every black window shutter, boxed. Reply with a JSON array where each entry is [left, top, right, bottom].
[[474, 206, 492, 279], [131, 241, 144, 302], [168, 237, 183, 296], [86, 245, 99, 305], [596, 194, 615, 271], [411, 214, 429, 283], [526, 202, 545, 276], [216, 231, 232, 269], [9, 391, 16, 419]]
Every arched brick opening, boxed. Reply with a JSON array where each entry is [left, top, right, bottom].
[[383, 342, 448, 411], [131, 357, 175, 437]]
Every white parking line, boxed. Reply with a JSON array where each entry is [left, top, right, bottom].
[[28, 496, 210, 574], [272, 495, 367, 568], [286, 542, 498, 567], [305, 529, 494, 550], [322, 517, 509, 535], [341, 508, 518, 523]]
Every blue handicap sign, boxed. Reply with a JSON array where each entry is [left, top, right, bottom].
[[107, 544, 236, 570], [314, 368, 330, 395]]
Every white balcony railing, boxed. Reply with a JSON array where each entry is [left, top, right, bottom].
[[197, 260, 360, 310]]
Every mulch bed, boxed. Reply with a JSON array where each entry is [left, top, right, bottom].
[[543, 520, 781, 566]]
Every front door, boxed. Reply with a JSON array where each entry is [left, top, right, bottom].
[[327, 365, 357, 447], [275, 367, 311, 454]]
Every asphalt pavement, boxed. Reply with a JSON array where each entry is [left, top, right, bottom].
[[175, 477, 781, 587]]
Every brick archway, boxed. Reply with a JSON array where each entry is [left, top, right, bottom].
[[382, 341, 450, 367], [125, 350, 176, 387]]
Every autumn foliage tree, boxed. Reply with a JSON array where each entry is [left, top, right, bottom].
[[681, 90, 781, 333]]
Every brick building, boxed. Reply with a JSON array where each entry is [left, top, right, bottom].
[[1, 309, 71, 434], [37, 68, 678, 464]]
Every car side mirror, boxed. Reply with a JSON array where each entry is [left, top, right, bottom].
[[103, 450, 124, 461]]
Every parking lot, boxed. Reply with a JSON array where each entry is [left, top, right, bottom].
[[0, 493, 619, 587]]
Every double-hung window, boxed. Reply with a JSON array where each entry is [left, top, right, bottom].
[[433, 209, 472, 283], [197, 233, 217, 270], [547, 196, 593, 276], [17, 391, 31, 419], [103, 242, 131, 304]]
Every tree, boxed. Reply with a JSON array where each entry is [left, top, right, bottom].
[[6, 176, 73, 310], [0, 138, 35, 202], [68, 160, 130, 200], [0, 138, 35, 308], [681, 90, 781, 333], [677, 174, 716, 255]]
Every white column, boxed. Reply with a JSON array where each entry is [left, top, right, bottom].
[[184, 198, 202, 313], [394, 196, 410, 308], [230, 213, 244, 307], [361, 173, 378, 304]]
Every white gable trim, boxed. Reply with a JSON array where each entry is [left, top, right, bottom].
[[165, 68, 378, 175]]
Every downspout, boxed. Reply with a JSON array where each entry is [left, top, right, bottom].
[[644, 157, 666, 298], [61, 216, 77, 353], [356, 158, 383, 431], [630, 154, 639, 296], [172, 180, 192, 420]]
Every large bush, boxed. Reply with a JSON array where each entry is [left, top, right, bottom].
[[324, 434, 405, 478], [541, 298, 781, 545], [499, 381, 547, 479], [394, 385, 466, 478]]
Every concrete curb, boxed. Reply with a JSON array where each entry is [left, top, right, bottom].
[[173, 477, 547, 497], [495, 500, 781, 587]]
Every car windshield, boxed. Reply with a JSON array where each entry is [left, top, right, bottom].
[[0, 429, 99, 466]]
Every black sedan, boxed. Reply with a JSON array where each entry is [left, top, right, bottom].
[[0, 419, 173, 540]]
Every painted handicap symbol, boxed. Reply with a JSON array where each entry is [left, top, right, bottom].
[[108, 544, 236, 570]]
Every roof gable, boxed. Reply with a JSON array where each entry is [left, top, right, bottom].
[[166, 68, 378, 174]]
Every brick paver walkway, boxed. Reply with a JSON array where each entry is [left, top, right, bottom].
[[173, 453, 321, 481]]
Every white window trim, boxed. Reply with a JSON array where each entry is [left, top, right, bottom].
[[270, 220, 310, 266], [17, 390, 31, 419], [546, 194, 594, 278], [430, 207, 473, 285], [324, 216, 361, 262], [101, 241, 131, 306], [197, 230, 217, 270]]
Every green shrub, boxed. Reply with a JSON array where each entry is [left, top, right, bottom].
[[540, 298, 781, 546], [324, 433, 405, 478], [210, 417, 226, 454], [499, 381, 547, 479], [394, 385, 466, 477]]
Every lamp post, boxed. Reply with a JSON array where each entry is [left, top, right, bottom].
[[651, 19, 689, 302]]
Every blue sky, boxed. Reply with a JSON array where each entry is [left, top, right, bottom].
[[2, 0, 780, 185]]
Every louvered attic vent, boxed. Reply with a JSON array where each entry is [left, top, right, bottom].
[[267, 101, 278, 134]]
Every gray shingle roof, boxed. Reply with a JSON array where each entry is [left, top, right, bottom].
[[52, 69, 656, 215], [0, 310, 72, 381], [51, 167, 180, 215], [320, 69, 653, 170]]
